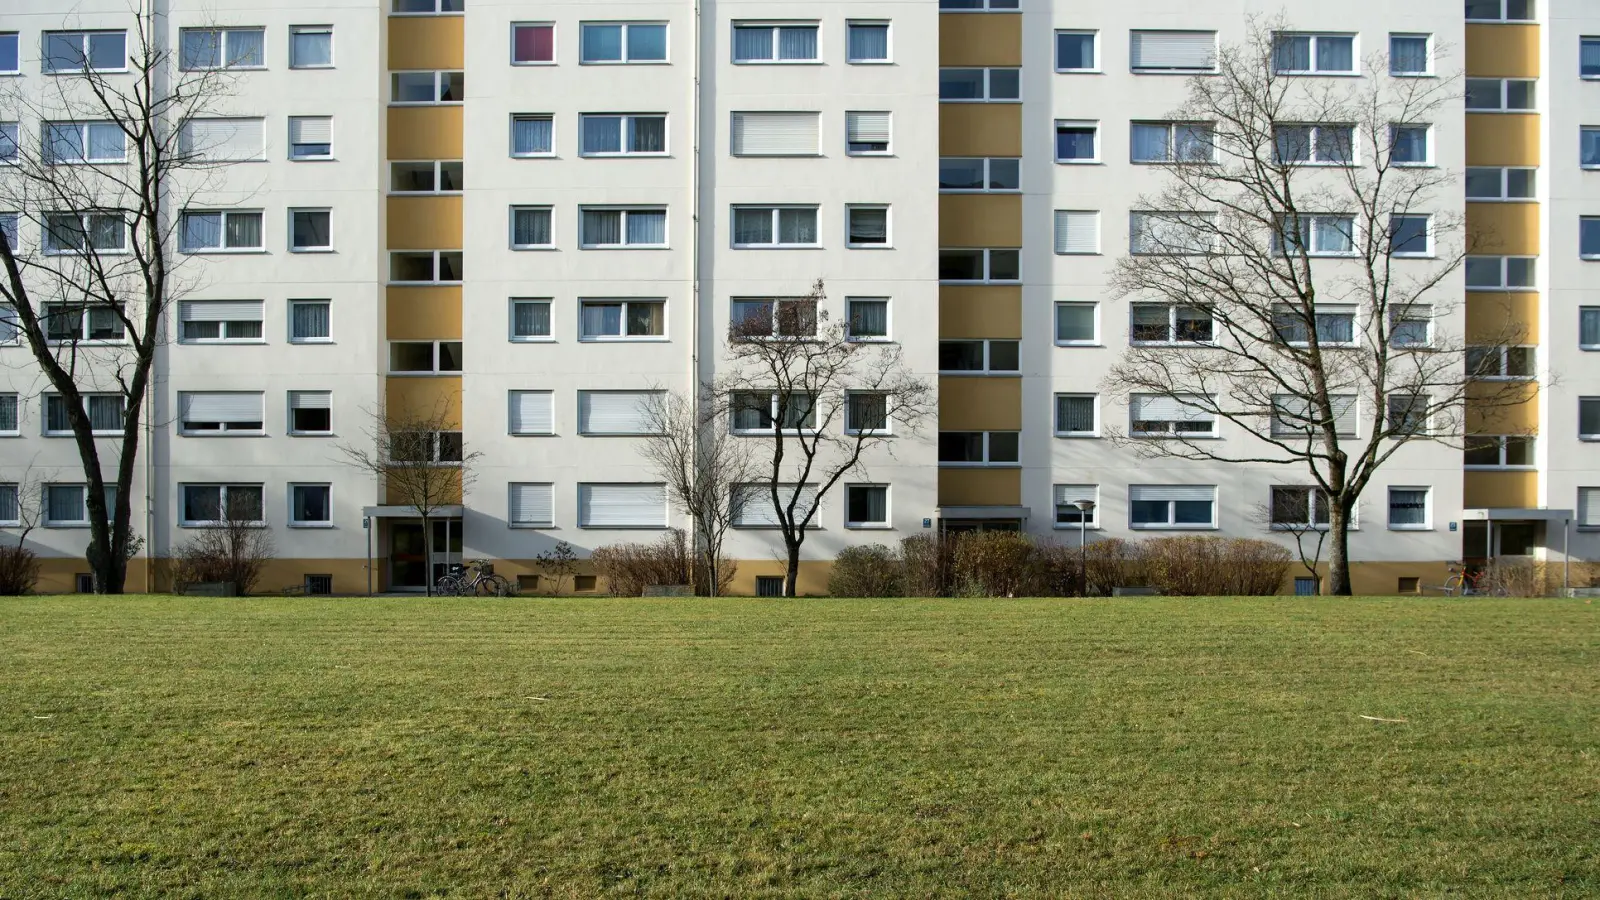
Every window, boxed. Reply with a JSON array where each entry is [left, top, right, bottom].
[[1130, 212, 1215, 255], [510, 206, 553, 249], [1387, 487, 1429, 529], [846, 206, 889, 247], [1465, 256, 1536, 290], [180, 484, 265, 526], [578, 391, 661, 435], [0, 122, 16, 164], [43, 393, 124, 436], [44, 212, 127, 254], [1054, 121, 1099, 162], [1129, 485, 1217, 529], [1272, 214, 1356, 256], [1390, 34, 1431, 75], [289, 300, 331, 343], [1466, 166, 1535, 199], [41, 304, 125, 342], [390, 341, 462, 373], [845, 393, 890, 435], [288, 117, 332, 159], [939, 248, 1019, 283], [1390, 125, 1431, 165], [178, 28, 264, 70], [1130, 303, 1212, 343], [1583, 217, 1600, 258], [1270, 486, 1332, 529], [731, 206, 818, 248], [509, 483, 555, 528], [508, 391, 555, 436], [939, 339, 1019, 374], [288, 391, 332, 435], [179, 210, 264, 252], [846, 485, 889, 528], [730, 392, 816, 433], [1391, 305, 1433, 348], [1580, 487, 1600, 528], [1129, 394, 1217, 437], [578, 484, 667, 528], [580, 23, 668, 63], [1130, 122, 1214, 163], [940, 68, 1020, 101], [1054, 211, 1100, 255], [1467, 345, 1536, 379], [1584, 128, 1600, 168], [940, 0, 1020, 8], [43, 30, 128, 73], [44, 484, 116, 527], [511, 115, 554, 157], [1390, 215, 1431, 256], [580, 114, 667, 156], [1274, 124, 1355, 164], [1271, 394, 1359, 438], [394, 0, 463, 14], [289, 25, 333, 68], [0, 394, 15, 436], [1129, 30, 1217, 73], [937, 432, 1019, 465], [289, 209, 331, 251], [390, 161, 463, 193], [42, 121, 126, 163], [0, 304, 14, 344], [732, 484, 820, 528], [847, 298, 889, 341], [1056, 31, 1097, 72], [1582, 397, 1600, 440], [0, 32, 16, 75], [1055, 302, 1098, 345], [179, 300, 264, 342], [1465, 1, 1533, 23], [0, 215, 13, 254], [391, 71, 465, 104], [731, 112, 821, 156], [1465, 434, 1535, 468], [511, 23, 554, 64], [1385, 394, 1430, 435], [390, 431, 463, 464], [1273, 33, 1355, 74], [579, 299, 665, 340], [1055, 394, 1097, 437], [178, 392, 265, 435], [939, 157, 1019, 192], [1581, 307, 1600, 349], [733, 23, 818, 63], [845, 112, 891, 155], [580, 207, 667, 248], [1465, 78, 1535, 112], [390, 251, 463, 283], [0, 483, 16, 526], [510, 299, 552, 340], [288, 484, 331, 527], [731, 298, 817, 338], [178, 117, 266, 161], [847, 22, 889, 63], [1054, 485, 1099, 527]]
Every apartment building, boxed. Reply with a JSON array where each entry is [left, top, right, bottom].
[[0, 0, 1591, 596]]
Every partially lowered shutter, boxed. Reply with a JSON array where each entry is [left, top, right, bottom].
[[180, 391, 263, 422], [731, 111, 820, 156], [1129, 394, 1212, 422], [1129, 484, 1215, 503], [845, 111, 890, 145], [1054, 210, 1099, 254], [180, 117, 264, 160], [733, 483, 819, 527], [579, 483, 666, 528], [288, 116, 332, 146], [579, 390, 656, 435], [180, 299, 263, 322], [1130, 31, 1218, 71]]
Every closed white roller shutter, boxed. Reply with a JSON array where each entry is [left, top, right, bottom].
[[1331, 395, 1359, 437], [1129, 484, 1215, 503], [1054, 210, 1100, 254], [845, 111, 890, 145], [180, 391, 263, 422], [509, 483, 555, 527], [1130, 31, 1218, 71], [579, 483, 666, 528], [1273, 394, 1359, 437], [1579, 487, 1600, 526], [179, 117, 264, 160], [1054, 484, 1097, 506], [731, 112, 820, 156], [288, 391, 330, 409], [180, 300, 263, 322], [579, 390, 656, 435], [732, 483, 819, 527], [509, 391, 554, 435], [288, 116, 332, 145], [1130, 394, 1212, 422]]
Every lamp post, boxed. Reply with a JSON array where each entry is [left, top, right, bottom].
[[1073, 499, 1097, 596]]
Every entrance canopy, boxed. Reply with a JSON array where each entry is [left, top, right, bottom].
[[362, 505, 466, 519], [1461, 508, 1573, 522], [936, 505, 1030, 521]]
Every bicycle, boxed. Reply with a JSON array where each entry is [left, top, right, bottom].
[[435, 559, 514, 597], [1431, 562, 1482, 596]]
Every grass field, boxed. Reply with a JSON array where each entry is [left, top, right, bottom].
[[0, 596, 1595, 898]]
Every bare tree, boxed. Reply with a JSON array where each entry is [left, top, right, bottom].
[[337, 399, 479, 596], [0, 462, 53, 595], [1104, 20, 1531, 595], [1256, 489, 1333, 593], [171, 505, 276, 596], [0, 7, 249, 592], [712, 279, 934, 596], [639, 388, 757, 596]]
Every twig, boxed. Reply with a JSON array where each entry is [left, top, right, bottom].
[[1359, 715, 1408, 723]]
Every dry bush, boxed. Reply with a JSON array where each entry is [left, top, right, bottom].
[[1219, 538, 1294, 595], [0, 546, 41, 595], [950, 531, 1038, 598], [1084, 538, 1148, 596], [591, 529, 735, 597], [899, 534, 955, 598], [1475, 560, 1548, 598], [1139, 536, 1291, 596], [828, 544, 904, 597], [172, 521, 275, 596], [1031, 543, 1086, 597]]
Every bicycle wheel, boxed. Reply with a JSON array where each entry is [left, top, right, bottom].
[[435, 575, 462, 596], [479, 575, 513, 597]]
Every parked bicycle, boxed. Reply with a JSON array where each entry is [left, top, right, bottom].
[[1431, 562, 1482, 596], [436, 559, 514, 597]]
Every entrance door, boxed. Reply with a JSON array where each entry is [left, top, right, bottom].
[[389, 519, 464, 590]]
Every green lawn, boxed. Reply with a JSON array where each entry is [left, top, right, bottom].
[[0, 597, 1595, 898]]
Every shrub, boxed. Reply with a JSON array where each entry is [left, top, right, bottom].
[[950, 531, 1038, 598], [1219, 538, 1294, 596], [1084, 538, 1147, 596], [1031, 543, 1086, 597], [828, 544, 903, 597], [1475, 560, 1548, 598], [172, 520, 275, 596], [1139, 536, 1290, 596], [0, 545, 41, 595], [591, 529, 735, 597], [899, 534, 956, 598]]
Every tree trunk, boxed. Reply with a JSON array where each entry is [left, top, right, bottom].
[[1327, 504, 1353, 596], [784, 544, 801, 597], [421, 515, 432, 597]]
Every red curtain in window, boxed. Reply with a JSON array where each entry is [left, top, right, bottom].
[[514, 25, 553, 63]]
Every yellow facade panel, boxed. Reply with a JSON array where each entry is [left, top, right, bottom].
[[387, 195, 463, 250], [1464, 114, 1539, 166], [1466, 382, 1540, 434], [938, 468, 1022, 507], [1463, 471, 1539, 509], [939, 286, 1022, 338], [1466, 292, 1540, 344], [939, 13, 1021, 67], [1467, 202, 1540, 255], [388, 16, 464, 70], [1464, 24, 1540, 78], [386, 286, 462, 340], [385, 376, 462, 428], [939, 377, 1022, 431], [387, 106, 464, 160], [939, 104, 1022, 157], [939, 194, 1023, 247]]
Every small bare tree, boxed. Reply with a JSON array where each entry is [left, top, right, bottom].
[[713, 279, 934, 596], [639, 388, 757, 595], [171, 506, 276, 596], [1105, 20, 1531, 595], [0, 463, 52, 594], [0, 8, 252, 592], [1256, 489, 1334, 593], [338, 400, 480, 596]]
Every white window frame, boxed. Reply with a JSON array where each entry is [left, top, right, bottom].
[[1391, 305, 1433, 348], [1129, 212, 1217, 256], [844, 483, 891, 529], [509, 298, 553, 342], [509, 483, 556, 528], [1385, 394, 1432, 436], [578, 22, 669, 65], [730, 205, 820, 249], [288, 208, 332, 252], [389, 250, 463, 284], [42, 120, 127, 164], [1269, 485, 1335, 531], [392, 0, 465, 16], [939, 67, 1021, 102], [939, 0, 1021, 9], [1581, 217, 1600, 259], [1128, 485, 1218, 530], [288, 116, 333, 160], [178, 210, 265, 253], [845, 111, 891, 156], [577, 483, 668, 529], [938, 339, 1019, 375], [1129, 394, 1219, 438], [1129, 121, 1215, 164], [510, 114, 555, 158], [389, 70, 464, 106], [1582, 397, 1600, 441], [1583, 127, 1600, 169], [288, 25, 334, 69], [1272, 33, 1357, 75], [1129, 303, 1214, 345], [1272, 214, 1358, 257], [1465, 256, 1536, 291], [1467, 345, 1537, 381], [730, 297, 819, 340], [43, 484, 116, 527], [1465, 78, 1536, 112], [730, 391, 818, 435], [1053, 485, 1100, 529], [510, 22, 555, 65], [43, 393, 124, 436], [43, 30, 128, 74], [844, 392, 892, 437], [938, 248, 1020, 284], [509, 205, 554, 250], [1386, 486, 1432, 531], [179, 483, 266, 527], [577, 390, 663, 436], [1054, 393, 1099, 438], [0, 483, 18, 526], [579, 206, 668, 249], [845, 297, 891, 343], [1054, 120, 1100, 164], [845, 205, 890, 249], [732, 22, 821, 64], [1271, 394, 1360, 439], [1581, 307, 1600, 350], [177, 391, 266, 436], [1054, 30, 1098, 73], [178, 300, 265, 344], [288, 299, 332, 344], [1274, 123, 1357, 165], [577, 298, 667, 341], [845, 21, 890, 65], [1464, 434, 1536, 470], [938, 157, 1021, 193], [177, 27, 264, 71], [1054, 302, 1099, 346], [1389, 214, 1433, 257], [287, 391, 333, 436], [388, 340, 462, 375], [1465, 1, 1534, 23], [0, 122, 17, 165], [937, 431, 1021, 467], [0, 34, 15, 77], [1579, 487, 1600, 529], [1465, 166, 1536, 201], [1053, 210, 1100, 255], [1389, 124, 1433, 167], [1389, 33, 1432, 77], [578, 113, 669, 157], [389, 160, 464, 195], [288, 483, 333, 527], [0, 393, 18, 437], [41, 302, 126, 344], [43, 212, 128, 255], [1129, 30, 1218, 74]]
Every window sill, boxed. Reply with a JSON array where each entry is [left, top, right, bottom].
[[577, 337, 668, 344], [288, 338, 335, 345], [1387, 525, 1433, 531], [181, 65, 267, 73], [1464, 465, 1537, 471], [511, 60, 557, 67], [510, 336, 556, 343], [846, 243, 893, 250], [1273, 70, 1360, 77], [387, 371, 463, 377], [1054, 433, 1100, 439], [178, 432, 268, 438], [1053, 524, 1103, 531], [289, 248, 336, 254], [44, 523, 94, 529], [1465, 109, 1536, 115], [846, 60, 893, 66], [1054, 159, 1102, 165], [45, 432, 123, 438], [509, 432, 558, 438], [289, 156, 337, 163], [846, 152, 894, 158], [1055, 342, 1105, 348], [1055, 68, 1102, 75], [1131, 68, 1217, 76], [1131, 434, 1221, 440], [938, 463, 1021, 469], [938, 370, 1020, 377], [579, 153, 673, 160], [179, 522, 269, 529], [578, 61, 671, 66], [288, 432, 334, 438], [730, 245, 822, 251], [512, 153, 559, 160], [1464, 286, 1536, 293], [846, 523, 894, 530], [940, 189, 1021, 195], [389, 102, 465, 108], [939, 99, 1023, 104], [579, 524, 668, 530], [510, 246, 557, 251], [509, 523, 556, 529], [939, 280, 1021, 286], [289, 522, 335, 529], [45, 68, 131, 76], [1131, 524, 1219, 531], [579, 245, 671, 251], [1465, 197, 1534, 203], [1390, 72, 1436, 78], [732, 60, 824, 66], [180, 248, 268, 255], [388, 281, 464, 287], [179, 340, 268, 346]]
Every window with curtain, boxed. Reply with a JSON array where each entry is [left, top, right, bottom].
[[511, 299, 552, 339], [580, 23, 667, 63], [1390, 125, 1429, 165], [291, 485, 332, 525], [846, 485, 888, 526], [1273, 33, 1352, 73], [580, 299, 663, 339], [732, 206, 818, 247], [512, 23, 554, 63], [846, 393, 889, 434], [511, 115, 554, 156], [289, 300, 331, 342], [847, 207, 888, 246], [733, 24, 818, 62], [580, 208, 665, 247], [1581, 308, 1600, 348], [847, 22, 889, 62], [1387, 488, 1429, 528], [289, 26, 333, 68], [0, 123, 16, 164], [1055, 395, 1096, 435], [0, 483, 17, 524], [1390, 34, 1429, 75], [847, 298, 888, 340], [1582, 37, 1600, 78], [0, 395, 17, 435], [1055, 303, 1096, 344], [45, 484, 87, 524], [511, 207, 553, 248], [179, 27, 263, 70], [290, 209, 331, 250], [580, 114, 666, 155]]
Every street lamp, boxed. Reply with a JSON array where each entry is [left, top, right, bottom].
[[1073, 499, 1097, 595]]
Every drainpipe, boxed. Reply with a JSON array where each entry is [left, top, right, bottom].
[[690, 0, 706, 594]]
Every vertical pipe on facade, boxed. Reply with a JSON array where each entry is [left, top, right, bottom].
[[690, 0, 706, 591], [142, 0, 159, 592]]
